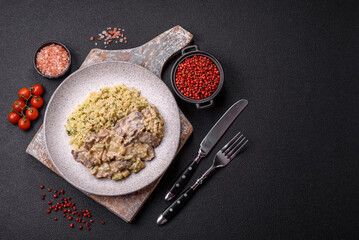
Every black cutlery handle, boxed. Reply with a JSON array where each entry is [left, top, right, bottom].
[[157, 166, 217, 225], [159, 188, 194, 224], [165, 160, 199, 201]]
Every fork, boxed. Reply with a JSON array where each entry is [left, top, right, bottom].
[[157, 131, 248, 225]]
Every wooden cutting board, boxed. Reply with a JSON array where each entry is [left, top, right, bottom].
[[26, 25, 193, 223]]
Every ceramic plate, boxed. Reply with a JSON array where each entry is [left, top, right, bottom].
[[44, 61, 180, 196]]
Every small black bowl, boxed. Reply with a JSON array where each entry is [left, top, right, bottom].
[[171, 45, 224, 109], [33, 41, 71, 79]]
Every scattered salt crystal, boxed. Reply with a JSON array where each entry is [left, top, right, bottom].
[[91, 26, 128, 47]]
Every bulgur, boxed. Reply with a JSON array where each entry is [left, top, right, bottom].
[[65, 85, 148, 149]]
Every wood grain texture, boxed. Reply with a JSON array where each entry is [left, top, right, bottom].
[[26, 25, 193, 223]]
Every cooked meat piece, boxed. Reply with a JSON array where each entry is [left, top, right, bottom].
[[112, 122, 125, 137], [110, 160, 131, 172], [106, 141, 125, 160], [95, 163, 112, 178], [83, 135, 96, 150], [71, 149, 80, 161], [89, 151, 102, 166], [96, 129, 110, 139], [96, 170, 112, 178], [114, 111, 145, 143], [71, 106, 164, 181], [71, 149, 94, 168], [110, 132, 124, 145], [138, 132, 161, 147], [132, 143, 150, 159], [101, 150, 109, 162], [142, 144, 155, 161], [84, 129, 109, 149]]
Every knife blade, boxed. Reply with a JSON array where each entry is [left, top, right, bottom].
[[200, 99, 248, 155], [164, 99, 248, 201]]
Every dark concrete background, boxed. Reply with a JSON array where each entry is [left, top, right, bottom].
[[1, 0, 359, 239]]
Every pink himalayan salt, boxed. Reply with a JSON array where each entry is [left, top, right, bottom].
[[36, 43, 69, 77]]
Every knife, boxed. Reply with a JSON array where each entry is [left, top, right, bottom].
[[164, 99, 248, 201]]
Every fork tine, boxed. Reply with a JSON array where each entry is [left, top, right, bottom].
[[226, 137, 246, 157], [221, 131, 241, 152], [229, 139, 248, 160], [224, 134, 244, 155]]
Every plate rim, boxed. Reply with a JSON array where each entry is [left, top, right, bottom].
[[44, 61, 181, 196]]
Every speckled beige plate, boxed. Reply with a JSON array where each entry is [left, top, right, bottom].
[[44, 61, 181, 196]]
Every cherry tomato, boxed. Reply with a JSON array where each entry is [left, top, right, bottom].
[[26, 107, 39, 120], [31, 96, 44, 108], [18, 88, 31, 100], [31, 84, 44, 96], [13, 99, 26, 112], [8, 112, 21, 124], [18, 117, 31, 130]]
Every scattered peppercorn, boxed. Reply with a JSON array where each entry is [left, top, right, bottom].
[[175, 55, 220, 100], [40, 185, 105, 231], [101, 221, 105, 225], [40, 185, 44, 189]]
